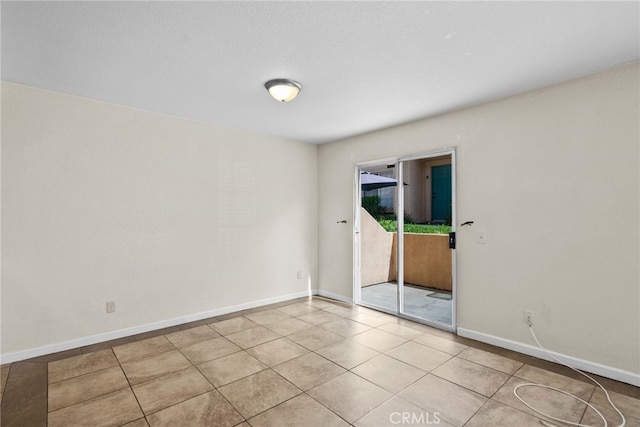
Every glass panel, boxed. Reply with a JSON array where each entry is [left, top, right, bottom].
[[359, 165, 398, 313], [400, 157, 453, 326]]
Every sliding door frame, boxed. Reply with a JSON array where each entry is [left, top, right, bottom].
[[353, 157, 398, 315], [354, 148, 457, 332]]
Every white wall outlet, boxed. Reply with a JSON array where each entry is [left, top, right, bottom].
[[297, 271, 302, 280], [524, 310, 534, 327], [106, 301, 115, 314], [476, 231, 487, 244]]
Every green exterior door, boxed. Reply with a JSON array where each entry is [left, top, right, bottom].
[[431, 164, 452, 223]]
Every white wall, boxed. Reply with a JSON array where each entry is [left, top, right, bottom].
[[1, 83, 318, 358], [318, 63, 639, 375]]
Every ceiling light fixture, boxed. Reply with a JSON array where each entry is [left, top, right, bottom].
[[265, 79, 302, 103]]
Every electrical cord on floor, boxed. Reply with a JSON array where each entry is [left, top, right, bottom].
[[513, 325, 626, 427]]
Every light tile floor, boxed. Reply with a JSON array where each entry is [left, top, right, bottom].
[[1, 296, 639, 426]]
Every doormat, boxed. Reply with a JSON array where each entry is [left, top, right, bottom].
[[427, 292, 452, 300]]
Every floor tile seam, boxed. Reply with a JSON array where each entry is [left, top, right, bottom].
[[460, 398, 528, 427], [248, 343, 310, 365], [352, 395, 400, 426], [338, 368, 395, 394], [117, 340, 211, 412], [47, 362, 126, 393], [353, 340, 407, 356], [192, 347, 247, 365], [267, 349, 319, 372], [381, 346, 452, 372], [294, 390, 354, 426], [175, 335, 242, 360], [425, 372, 491, 403], [371, 322, 413, 334], [134, 355, 220, 389], [113, 345, 150, 423], [407, 335, 465, 356], [311, 368, 394, 401], [218, 367, 304, 421], [376, 327, 426, 341], [504, 353, 625, 393], [211, 322, 263, 337], [582, 400, 636, 425], [348, 361, 429, 395], [261, 320, 315, 335], [580, 385, 635, 425], [577, 398, 594, 425], [164, 333, 226, 350], [242, 391, 310, 424], [486, 374, 573, 424], [184, 362, 252, 424], [447, 354, 519, 379], [511, 366, 598, 393], [297, 317, 344, 327], [456, 353, 525, 375], [343, 316, 381, 329], [115, 347, 180, 366], [245, 315, 295, 326], [117, 416, 149, 427], [178, 317, 221, 330], [213, 366, 279, 393], [46, 386, 138, 418], [315, 342, 381, 368], [169, 321, 223, 334], [212, 385, 252, 425], [394, 387, 459, 425], [47, 347, 120, 378], [138, 388, 222, 420], [228, 334, 285, 350], [429, 368, 510, 400], [47, 380, 132, 413], [487, 394, 568, 426], [226, 322, 281, 337], [126, 359, 203, 387], [195, 352, 270, 388], [350, 392, 418, 426]]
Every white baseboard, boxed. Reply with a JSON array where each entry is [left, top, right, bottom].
[[1, 290, 314, 364], [457, 327, 640, 387], [316, 289, 353, 305]]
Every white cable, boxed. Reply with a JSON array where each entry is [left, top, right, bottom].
[[512, 325, 626, 427]]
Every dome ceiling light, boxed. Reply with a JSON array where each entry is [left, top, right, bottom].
[[264, 79, 302, 102]]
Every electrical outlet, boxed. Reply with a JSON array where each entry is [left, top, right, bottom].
[[476, 231, 487, 244], [106, 301, 115, 314], [297, 271, 302, 280], [524, 310, 534, 327]]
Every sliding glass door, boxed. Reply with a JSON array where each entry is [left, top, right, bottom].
[[355, 149, 456, 331]]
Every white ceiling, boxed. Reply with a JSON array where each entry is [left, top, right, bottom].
[[2, 2, 638, 144]]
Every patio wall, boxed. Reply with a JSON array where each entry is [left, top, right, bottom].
[[389, 233, 452, 291], [360, 208, 452, 291], [359, 208, 394, 286]]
